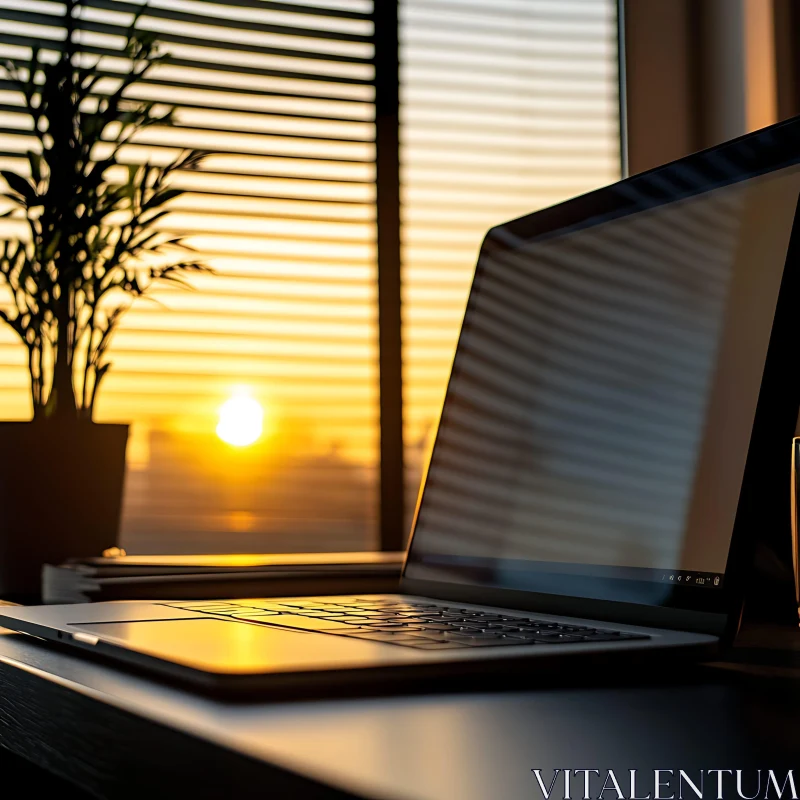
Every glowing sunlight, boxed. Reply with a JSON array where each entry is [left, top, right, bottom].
[[216, 391, 264, 447]]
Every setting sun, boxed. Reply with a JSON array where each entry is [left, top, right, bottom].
[[216, 393, 264, 447]]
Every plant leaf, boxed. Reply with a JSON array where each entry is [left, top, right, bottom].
[[0, 171, 36, 207]]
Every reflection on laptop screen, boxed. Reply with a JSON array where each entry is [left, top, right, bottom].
[[405, 161, 800, 606]]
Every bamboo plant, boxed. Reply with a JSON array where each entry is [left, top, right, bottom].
[[0, 0, 208, 421]]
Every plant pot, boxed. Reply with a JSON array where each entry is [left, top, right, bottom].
[[0, 420, 128, 599]]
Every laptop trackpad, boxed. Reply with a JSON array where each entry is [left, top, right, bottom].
[[71, 618, 413, 674]]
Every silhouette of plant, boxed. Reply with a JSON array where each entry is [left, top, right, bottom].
[[0, 0, 209, 420]]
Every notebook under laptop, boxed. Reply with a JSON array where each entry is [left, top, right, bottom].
[[4, 118, 800, 696]]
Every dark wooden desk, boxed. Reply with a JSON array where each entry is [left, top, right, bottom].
[[0, 627, 798, 800]]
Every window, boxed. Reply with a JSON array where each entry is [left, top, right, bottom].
[[0, 0, 620, 554], [0, 0, 380, 554], [400, 0, 622, 518]]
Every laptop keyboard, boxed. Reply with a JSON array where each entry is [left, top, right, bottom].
[[161, 598, 650, 650]]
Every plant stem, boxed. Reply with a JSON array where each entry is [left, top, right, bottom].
[[27, 344, 37, 415], [49, 299, 78, 418]]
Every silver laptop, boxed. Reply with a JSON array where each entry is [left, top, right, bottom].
[[5, 119, 800, 696]]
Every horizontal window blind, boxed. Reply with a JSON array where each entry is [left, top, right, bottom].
[[399, 0, 621, 515], [0, 0, 380, 553]]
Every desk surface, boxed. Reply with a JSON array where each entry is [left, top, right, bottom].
[[0, 628, 799, 800]]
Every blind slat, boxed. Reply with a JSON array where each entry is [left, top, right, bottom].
[[112, 0, 373, 20], [0, 33, 373, 84], [81, 0, 372, 35], [0, 6, 372, 45]]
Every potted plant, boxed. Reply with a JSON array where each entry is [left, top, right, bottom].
[[0, 1, 208, 597]]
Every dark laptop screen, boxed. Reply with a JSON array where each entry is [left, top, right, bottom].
[[404, 156, 800, 609]]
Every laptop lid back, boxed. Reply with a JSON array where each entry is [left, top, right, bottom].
[[401, 118, 800, 638]]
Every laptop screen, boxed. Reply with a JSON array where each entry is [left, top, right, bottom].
[[404, 151, 800, 610]]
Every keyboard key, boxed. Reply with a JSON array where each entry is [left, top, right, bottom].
[[359, 620, 408, 628], [369, 624, 426, 632], [249, 615, 356, 632], [242, 602, 298, 611], [449, 637, 529, 647], [343, 611, 396, 618], [348, 632, 425, 644], [447, 624, 490, 632], [371, 626, 427, 633], [523, 633, 587, 643], [226, 610, 281, 619], [288, 610, 335, 617]]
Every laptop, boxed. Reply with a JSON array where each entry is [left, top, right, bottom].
[[4, 118, 800, 696]]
